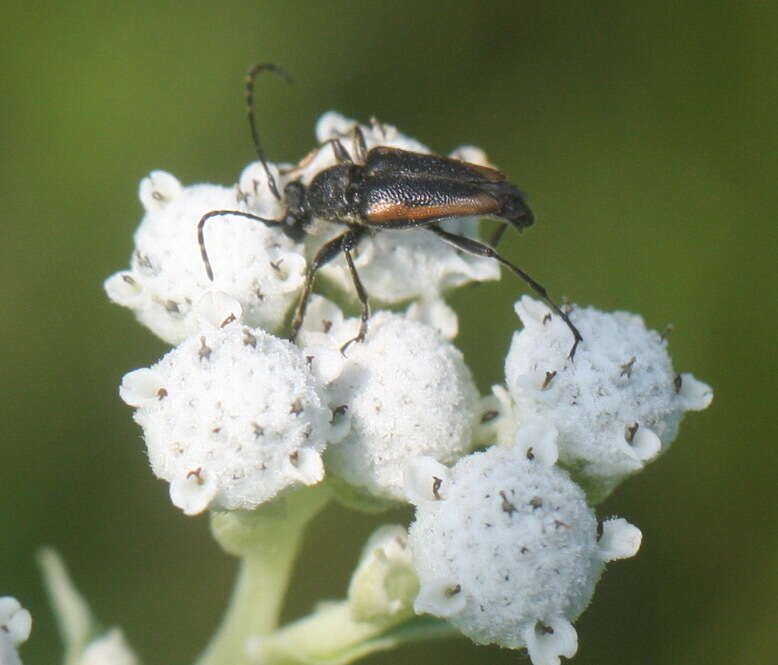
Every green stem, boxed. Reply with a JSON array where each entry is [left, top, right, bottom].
[[255, 601, 458, 665], [194, 485, 330, 665]]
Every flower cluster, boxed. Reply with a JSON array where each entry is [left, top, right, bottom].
[[407, 448, 640, 661], [105, 113, 712, 665], [503, 297, 713, 500]]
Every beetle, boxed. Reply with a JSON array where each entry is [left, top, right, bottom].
[[198, 63, 582, 357]]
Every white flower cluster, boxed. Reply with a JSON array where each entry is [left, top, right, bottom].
[[407, 448, 640, 663], [0, 597, 31, 665], [120, 320, 331, 514], [298, 297, 479, 503], [108, 114, 712, 665], [404, 296, 711, 664], [105, 170, 305, 344], [504, 296, 713, 499]]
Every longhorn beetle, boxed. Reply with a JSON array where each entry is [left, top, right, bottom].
[[198, 63, 583, 357]]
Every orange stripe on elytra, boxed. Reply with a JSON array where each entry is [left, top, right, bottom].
[[366, 195, 500, 222]]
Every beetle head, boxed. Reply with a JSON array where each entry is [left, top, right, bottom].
[[280, 181, 309, 242], [498, 184, 534, 230]]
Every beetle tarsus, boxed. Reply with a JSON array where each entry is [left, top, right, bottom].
[[342, 236, 371, 348]]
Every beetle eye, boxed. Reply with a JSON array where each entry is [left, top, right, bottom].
[[284, 182, 304, 207]]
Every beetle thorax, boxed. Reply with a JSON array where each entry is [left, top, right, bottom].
[[306, 164, 363, 225]]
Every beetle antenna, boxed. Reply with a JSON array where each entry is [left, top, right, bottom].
[[245, 63, 293, 201], [198, 209, 283, 281]]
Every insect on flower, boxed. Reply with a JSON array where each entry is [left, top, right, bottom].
[[198, 63, 583, 356]]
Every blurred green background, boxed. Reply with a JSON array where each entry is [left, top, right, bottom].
[[2, 2, 775, 664]]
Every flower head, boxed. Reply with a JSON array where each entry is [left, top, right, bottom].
[[120, 321, 331, 514], [407, 445, 639, 664], [299, 299, 479, 503], [105, 170, 305, 344], [505, 297, 713, 497]]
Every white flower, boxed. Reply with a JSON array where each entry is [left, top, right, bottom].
[[105, 170, 305, 344], [120, 324, 331, 514], [505, 297, 713, 497], [0, 597, 31, 665], [299, 300, 479, 502], [597, 518, 642, 561], [407, 445, 639, 664]]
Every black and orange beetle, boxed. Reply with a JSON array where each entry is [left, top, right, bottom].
[[198, 64, 582, 357]]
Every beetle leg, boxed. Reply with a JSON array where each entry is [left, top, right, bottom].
[[339, 234, 370, 354], [284, 137, 352, 181], [428, 225, 583, 359], [351, 125, 368, 164], [330, 138, 353, 163], [489, 221, 509, 248], [290, 227, 367, 342], [319, 131, 366, 164], [198, 209, 284, 281]]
